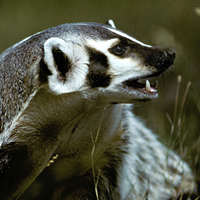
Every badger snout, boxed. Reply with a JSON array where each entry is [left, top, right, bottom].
[[143, 46, 176, 71]]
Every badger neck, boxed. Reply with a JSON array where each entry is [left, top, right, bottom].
[[57, 104, 123, 155], [52, 104, 124, 178]]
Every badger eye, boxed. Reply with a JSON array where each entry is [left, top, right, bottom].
[[112, 44, 126, 56]]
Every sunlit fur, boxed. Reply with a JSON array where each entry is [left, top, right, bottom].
[[0, 21, 198, 200]]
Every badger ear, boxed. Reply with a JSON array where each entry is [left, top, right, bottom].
[[43, 38, 74, 80], [43, 37, 89, 94], [106, 19, 116, 29]]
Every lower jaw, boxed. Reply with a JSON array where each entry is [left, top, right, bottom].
[[126, 87, 158, 100]]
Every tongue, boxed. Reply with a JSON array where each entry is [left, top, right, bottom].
[[145, 80, 157, 93]]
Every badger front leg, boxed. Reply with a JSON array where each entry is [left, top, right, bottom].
[[0, 87, 103, 200]]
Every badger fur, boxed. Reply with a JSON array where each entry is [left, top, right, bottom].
[[0, 20, 198, 200]]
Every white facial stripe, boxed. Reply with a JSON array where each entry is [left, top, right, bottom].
[[87, 38, 118, 53], [106, 27, 151, 47], [108, 55, 154, 86], [86, 38, 155, 88]]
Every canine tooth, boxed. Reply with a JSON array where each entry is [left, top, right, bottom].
[[145, 80, 151, 92], [155, 80, 158, 88]]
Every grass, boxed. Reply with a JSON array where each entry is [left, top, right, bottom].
[[166, 75, 200, 170], [165, 75, 200, 199], [90, 75, 200, 200], [90, 107, 106, 200]]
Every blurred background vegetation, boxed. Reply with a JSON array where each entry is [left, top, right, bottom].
[[0, 0, 199, 176]]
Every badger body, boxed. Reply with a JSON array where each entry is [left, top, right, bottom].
[[0, 21, 198, 199]]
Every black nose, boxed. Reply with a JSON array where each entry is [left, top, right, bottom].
[[161, 46, 176, 66], [144, 46, 176, 71]]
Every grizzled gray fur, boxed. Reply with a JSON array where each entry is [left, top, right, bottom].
[[0, 20, 198, 200]]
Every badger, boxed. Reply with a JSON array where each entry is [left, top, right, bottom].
[[0, 20, 198, 200]]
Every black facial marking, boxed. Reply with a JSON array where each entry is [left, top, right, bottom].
[[87, 48, 111, 88], [109, 39, 129, 57], [52, 48, 71, 80], [39, 58, 52, 84], [110, 38, 175, 72], [143, 46, 176, 71], [110, 43, 127, 56], [88, 47, 109, 68], [128, 44, 175, 71]]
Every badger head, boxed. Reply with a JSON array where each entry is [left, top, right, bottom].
[[43, 20, 175, 103]]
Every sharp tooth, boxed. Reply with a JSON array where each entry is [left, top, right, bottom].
[[152, 80, 158, 88], [145, 80, 151, 92], [155, 80, 158, 88]]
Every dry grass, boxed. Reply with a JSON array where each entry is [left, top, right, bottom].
[[90, 75, 200, 199], [91, 107, 106, 200], [166, 75, 200, 172], [165, 75, 200, 200]]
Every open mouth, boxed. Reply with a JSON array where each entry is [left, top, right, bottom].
[[124, 72, 162, 95], [125, 78, 157, 93]]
